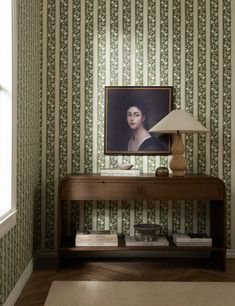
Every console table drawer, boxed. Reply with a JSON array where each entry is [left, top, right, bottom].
[[60, 180, 142, 200], [143, 179, 224, 200]]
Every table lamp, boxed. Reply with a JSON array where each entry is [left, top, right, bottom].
[[149, 109, 209, 176]]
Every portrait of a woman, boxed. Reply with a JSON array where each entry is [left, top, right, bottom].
[[126, 100, 166, 152], [105, 86, 172, 154]]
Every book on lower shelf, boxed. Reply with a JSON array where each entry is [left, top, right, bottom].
[[125, 236, 169, 247], [173, 233, 212, 247], [75, 230, 118, 246], [100, 169, 140, 176]]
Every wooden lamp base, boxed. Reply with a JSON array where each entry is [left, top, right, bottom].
[[169, 133, 187, 176]]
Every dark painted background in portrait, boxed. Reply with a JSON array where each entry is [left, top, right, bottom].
[[105, 86, 172, 154]]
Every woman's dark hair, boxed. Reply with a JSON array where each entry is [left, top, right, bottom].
[[125, 99, 149, 129]]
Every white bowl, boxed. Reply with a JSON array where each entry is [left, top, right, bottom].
[[117, 164, 133, 170]]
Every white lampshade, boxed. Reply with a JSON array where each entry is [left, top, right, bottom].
[[149, 109, 209, 176], [149, 109, 209, 134]]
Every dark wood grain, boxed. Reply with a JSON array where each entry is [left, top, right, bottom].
[[58, 174, 226, 270], [143, 176, 225, 200]]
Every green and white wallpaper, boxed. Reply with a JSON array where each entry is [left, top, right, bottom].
[[0, 0, 234, 304], [41, 0, 232, 250], [0, 0, 41, 304]]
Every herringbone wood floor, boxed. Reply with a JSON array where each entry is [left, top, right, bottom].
[[15, 258, 235, 306]]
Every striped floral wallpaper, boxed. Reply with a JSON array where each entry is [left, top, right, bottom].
[[0, 0, 233, 304], [41, 0, 232, 251], [0, 0, 41, 304], [0, 0, 234, 304]]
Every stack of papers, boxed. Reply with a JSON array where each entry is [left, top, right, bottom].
[[100, 169, 140, 176], [173, 233, 212, 247], [75, 230, 118, 246], [125, 236, 169, 246]]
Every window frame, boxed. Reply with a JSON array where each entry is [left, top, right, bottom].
[[0, 0, 17, 238]]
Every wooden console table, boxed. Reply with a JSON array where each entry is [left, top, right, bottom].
[[57, 174, 226, 270]]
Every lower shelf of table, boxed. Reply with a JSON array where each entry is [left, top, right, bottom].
[[59, 236, 224, 253], [58, 237, 226, 270]]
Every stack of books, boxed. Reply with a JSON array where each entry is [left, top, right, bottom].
[[173, 233, 212, 247], [75, 230, 118, 246], [100, 169, 140, 176], [125, 236, 169, 246]]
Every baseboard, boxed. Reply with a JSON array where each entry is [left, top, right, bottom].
[[3, 255, 36, 306], [226, 249, 235, 258]]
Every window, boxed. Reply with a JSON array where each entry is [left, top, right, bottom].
[[0, 0, 17, 237]]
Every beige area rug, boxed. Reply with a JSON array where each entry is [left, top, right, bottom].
[[44, 281, 235, 306]]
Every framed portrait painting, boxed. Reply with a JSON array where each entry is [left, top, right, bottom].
[[104, 86, 172, 155]]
